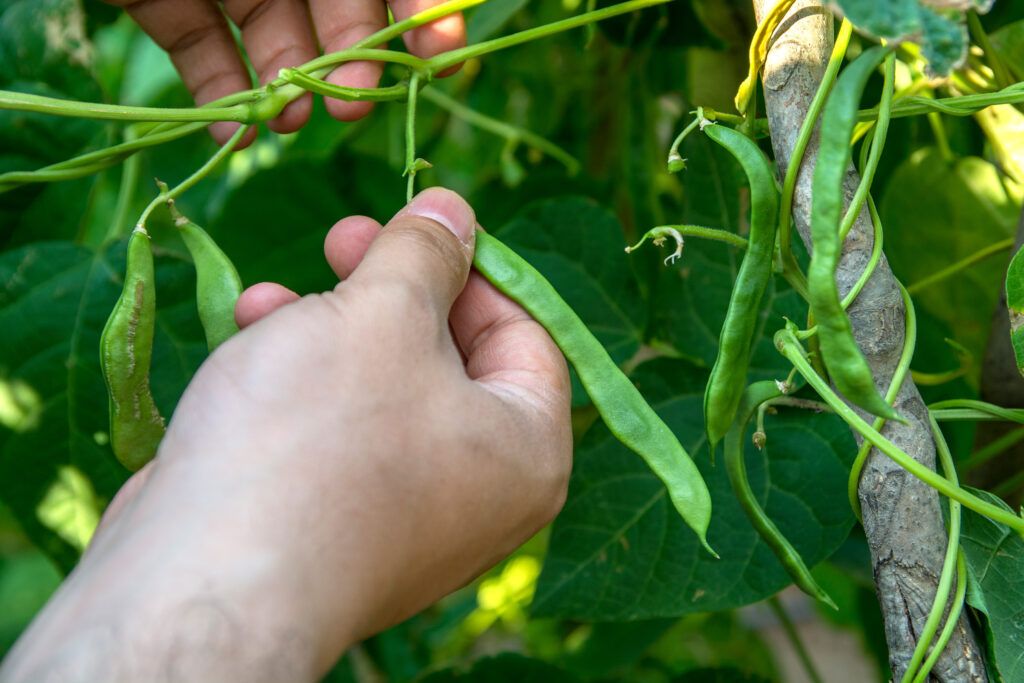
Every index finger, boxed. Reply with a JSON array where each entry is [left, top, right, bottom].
[[105, 0, 254, 146], [388, 0, 467, 66]]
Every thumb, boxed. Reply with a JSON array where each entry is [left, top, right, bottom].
[[346, 188, 477, 316]]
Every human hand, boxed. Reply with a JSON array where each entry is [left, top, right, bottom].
[[102, 0, 467, 144], [0, 188, 571, 683]]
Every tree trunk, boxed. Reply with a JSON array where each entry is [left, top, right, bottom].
[[750, 2, 987, 679]]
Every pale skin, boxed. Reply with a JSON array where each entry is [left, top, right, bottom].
[[0, 188, 573, 682], [3, 7, 570, 679]]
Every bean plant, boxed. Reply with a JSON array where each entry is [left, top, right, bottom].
[[2, 0, 1024, 680]]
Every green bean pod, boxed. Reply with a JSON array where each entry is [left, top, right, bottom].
[[807, 46, 901, 422], [174, 212, 243, 351], [701, 123, 779, 452], [100, 228, 166, 471], [473, 230, 715, 554], [725, 381, 836, 608]]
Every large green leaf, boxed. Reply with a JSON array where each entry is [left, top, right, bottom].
[[494, 197, 646, 407], [834, 0, 972, 75], [960, 488, 1024, 683], [0, 0, 106, 247], [990, 19, 1024, 87], [210, 155, 398, 296], [0, 240, 206, 572], [0, 0, 103, 173], [533, 358, 856, 620], [882, 148, 1020, 372]]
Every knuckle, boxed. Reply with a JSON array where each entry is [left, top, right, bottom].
[[351, 276, 437, 332], [386, 217, 466, 269]]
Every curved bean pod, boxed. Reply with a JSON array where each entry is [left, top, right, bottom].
[[807, 46, 901, 422], [99, 228, 166, 471], [725, 381, 836, 608], [172, 209, 243, 351], [702, 123, 779, 452], [473, 230, 715, 554]]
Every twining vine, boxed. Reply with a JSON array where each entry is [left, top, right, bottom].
[[4, 1, 1024, 681]]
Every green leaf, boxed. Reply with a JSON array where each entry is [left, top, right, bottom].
[[561, 618, 677, 679], [210, 155, 396, 296], [0, 0, 106, 247], [533, 358, 856, 620], [595, 0, 721, 48], [834, 0, 970, 75], [882, 148, 1019, 371], [0, 240, 206, 572], [418, 653, 579, 682], [0, 0, 104, 172], [495, 197, 645, 408], [960, 487, 1024, 682], [991, 19, 1024, 81]]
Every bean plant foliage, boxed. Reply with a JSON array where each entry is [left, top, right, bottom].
[[2, 0, 1024, 680]]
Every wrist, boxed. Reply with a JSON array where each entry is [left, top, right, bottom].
[[2, 459, 353, 683]]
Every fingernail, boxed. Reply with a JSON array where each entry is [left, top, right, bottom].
[[400, 188, 476, 245]]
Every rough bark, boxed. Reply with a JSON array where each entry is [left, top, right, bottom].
[[750, 2, 987, 679]]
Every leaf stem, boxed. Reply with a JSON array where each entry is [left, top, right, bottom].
[[840, 196, 883, 310], [900, 416, 962, 683], [859, 82, 1024, 120], [405, 72, 423, 202], [928, 399, 1024, 423], [906, 237, 1015, 295], [911, 553, 967, 683], [136, 125, 249, 228], [0, 122, 208, 193], [424, 0, 673, 73], [838, 51, 894, 242], [846, 283, 915, 517], [0, 89, 252, 123], [280, 69, 411, 102], [666, 115, 702, 172], [421, 87, 580, 175], [108, 128, 142, 242], [775, 327, 1024, 535], [777, 19, 852, 303], [625, 224, 749, 255]]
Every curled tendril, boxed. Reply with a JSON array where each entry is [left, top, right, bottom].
[[625, 227, 684, 265]]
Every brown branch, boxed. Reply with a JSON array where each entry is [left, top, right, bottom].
[[750, 2, 987, 680]]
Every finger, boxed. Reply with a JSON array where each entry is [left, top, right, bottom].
[[222, 0, 317, 133], [450, 271, 571, 412], [235, 282, 301, 328], [109, 0, 254, 146], [388, 0, 466, 75], [346, 188, 475, 317], [309, 0, 388, 121], [324, 216, 382, 281]]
